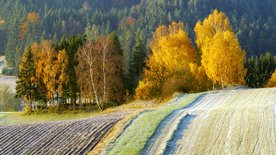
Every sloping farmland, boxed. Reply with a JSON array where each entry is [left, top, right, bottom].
[[105, 88, 276, 155], [145, 88, 276, 155], [0, 112, 128, 155]]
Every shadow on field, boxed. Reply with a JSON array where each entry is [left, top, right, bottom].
[[164, 114, 197, 154]]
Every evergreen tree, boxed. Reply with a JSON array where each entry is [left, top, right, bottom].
[[53, 35, 84, 104], [16, 46, 36, 113], [128, 37, 147, 94], [245, 52, 276, 88]]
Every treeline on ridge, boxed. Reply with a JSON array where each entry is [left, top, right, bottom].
[[16, 10, 276, 113]]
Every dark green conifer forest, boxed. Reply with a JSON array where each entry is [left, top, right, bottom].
[[1, 0, 275, 75]]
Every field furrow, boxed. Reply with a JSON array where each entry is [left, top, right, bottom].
[[0, 112, 128, 155], [171, 88, 276, 155]]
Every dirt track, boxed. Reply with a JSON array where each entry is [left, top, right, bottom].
[[142, 88, 276, 155]]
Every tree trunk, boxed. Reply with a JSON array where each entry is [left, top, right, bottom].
[[89, 67, 102, 111], [102, 46, 107, 103]]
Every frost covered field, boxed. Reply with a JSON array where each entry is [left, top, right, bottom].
[[0, 112, 129, 154], [0, 88, 275, 154], [144, 88, 276, 155], [106, 88, 276, 155]]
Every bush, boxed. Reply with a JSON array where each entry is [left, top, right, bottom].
[[0, 84, 21, 111]]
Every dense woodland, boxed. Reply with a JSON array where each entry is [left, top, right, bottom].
[[0, 0, 275, 112], [1, 0, 276, 75]]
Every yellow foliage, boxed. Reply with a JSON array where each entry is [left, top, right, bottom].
[[135, 80, 156, 100], [19, 22, 29, 40], [188, 64, 212, 91], [266, 70, 276, 87], [31, 40, 69, 99], [136, 22, 197, 99], [27, 12, 40, 24], [195, 9, 246, 87], [0, 19, 5, 26]]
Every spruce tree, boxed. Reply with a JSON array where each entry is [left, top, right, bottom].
[[128, 37, 147, 94], [16, 46, 36, 113], [245, 52, 276, 88], [53, 35, 84, 104]]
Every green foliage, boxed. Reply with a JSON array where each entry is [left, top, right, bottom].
[[1, 0, 275, 75], [53, 35, 84, 103], [16, 46, 36, 112], [0, 84, 21, 112], [245, 52, 276, 88], [128, 37, 147, 94], [0, 111, 101, 126]]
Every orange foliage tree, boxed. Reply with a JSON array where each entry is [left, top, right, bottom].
[[19, 12, 40, 40], [27, 12, 40, 24], [31, 40, 69, 104]]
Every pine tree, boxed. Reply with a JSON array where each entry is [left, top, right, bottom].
[[16, 46, 36, 113]]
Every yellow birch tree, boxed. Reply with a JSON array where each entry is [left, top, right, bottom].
[[195, 9, 246, 87], [136, 22, 197, 99]]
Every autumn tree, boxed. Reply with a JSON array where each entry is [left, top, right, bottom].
[[31, 40, 69, 105], [16, 46, 36, 113], [27, 12, 40, 24], [136, 22, 197, 99], [0, 19, 5, 27], [76, 41, 102, 110], [76, 33, 124, 109], [19, 12, 40, 40], [107, 33, 125, 104], [54, 35, 84, 104], [266, 70, 276, 87], [195, 9, 246, 88]]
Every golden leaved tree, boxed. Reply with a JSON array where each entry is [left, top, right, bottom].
[[195, 9, 246, 87], [31, 40, 69, 103], [136, 22, 197, 99], [266, 70, 276, 87]]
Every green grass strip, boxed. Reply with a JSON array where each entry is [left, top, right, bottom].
[[105, 93, 201, 155], [0, 112, 99, 126]]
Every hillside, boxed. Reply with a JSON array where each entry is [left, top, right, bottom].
[[0, 0, 275, 74], [1, 88, 275, 154]]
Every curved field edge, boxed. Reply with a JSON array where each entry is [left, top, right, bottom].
[[103, 93, 201, 155], [89, 110, 144, 154]]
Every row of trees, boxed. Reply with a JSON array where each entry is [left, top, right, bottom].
[[16, 9, 275, 112], [16, 31, 128, 112], [135, 10, 275, 99]]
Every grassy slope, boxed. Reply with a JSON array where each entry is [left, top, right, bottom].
[[104, 93, 200, 155], [0, 112, 100, 126], [0, 100, 162, 126]]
